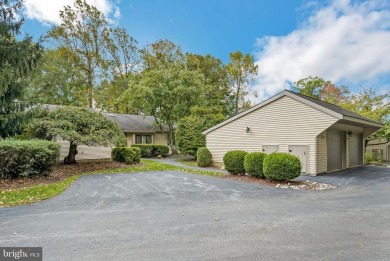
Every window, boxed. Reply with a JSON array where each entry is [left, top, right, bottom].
[[135, 135, 143, 144], [145, 135, 152, 144], [135, 134, 153, 144]]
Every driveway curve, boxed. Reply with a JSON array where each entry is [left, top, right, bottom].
[[0, 167, 389, 261]]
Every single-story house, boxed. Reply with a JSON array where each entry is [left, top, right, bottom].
[[366, 139, 390, 161], [43, 105, 169, 147], [58, 113, 169, 161], [105, 113, 169, 146], [202, 90, 383, 175]]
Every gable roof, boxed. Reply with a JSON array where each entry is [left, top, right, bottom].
[[41, 104, 163, 133], [203, 90, 383, 135], [104, 113, 163, 133]]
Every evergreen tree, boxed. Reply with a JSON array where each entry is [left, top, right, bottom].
[[0, 0, 42, 137]]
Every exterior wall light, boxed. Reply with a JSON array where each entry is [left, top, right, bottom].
[[246, 127, 250, 133], [347, 130, 352, 136]]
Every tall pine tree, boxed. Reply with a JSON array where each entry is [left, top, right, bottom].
[[0, 0, 42, 137]]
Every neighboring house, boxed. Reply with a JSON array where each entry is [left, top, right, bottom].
[[203, 90, 383, 175], [366, 139, 390, 161], [58, 113, 169, 161], [44, 105, 170, 160], [104, 113, 169, 146]]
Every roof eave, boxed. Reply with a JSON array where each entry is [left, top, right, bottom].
[[342, 116, 384, 128]]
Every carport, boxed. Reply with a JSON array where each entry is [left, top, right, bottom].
[[319, 118, 382, 173]]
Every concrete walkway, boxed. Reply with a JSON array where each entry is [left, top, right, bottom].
[[146, 157, 228, 173]]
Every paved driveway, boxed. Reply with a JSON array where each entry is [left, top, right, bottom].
[[0, 166, 389, 260]]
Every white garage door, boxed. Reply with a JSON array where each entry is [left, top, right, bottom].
[[349, 133, 363, 167]]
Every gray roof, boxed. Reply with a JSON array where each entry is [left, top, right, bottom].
[[104, 113, 162, 133], [286, 90, 378, 123], [40, 104, 163, 133]]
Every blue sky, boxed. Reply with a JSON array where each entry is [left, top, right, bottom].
[[21, 0, 390, 101]]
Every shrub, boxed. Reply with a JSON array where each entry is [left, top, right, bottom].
[[0, 139, 60, 179], [244, 152, 267, 178], [111, 147, 141, 164], [263, 153, 301, 181], [223, 150, 248, 175], [175, 107, 226, 156], [364, 150, 374, 164], [131, 144, 169, 157], [197, 147, 212, 167]]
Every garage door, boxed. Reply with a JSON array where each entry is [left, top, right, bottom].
[[288, 146, 308, 174], [349, 134, 363, 167], [327, 129, 344, 171]]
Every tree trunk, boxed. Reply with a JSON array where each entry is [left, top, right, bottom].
[[64, 142, 78, 164], [166, 131, 177, 154]]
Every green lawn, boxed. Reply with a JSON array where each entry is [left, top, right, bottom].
[[175, 158, 198, 167], [0, 160, 222, 208]]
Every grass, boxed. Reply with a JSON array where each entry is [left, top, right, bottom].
[[175, 158, 198, 167], [0, 160, 222, 208]]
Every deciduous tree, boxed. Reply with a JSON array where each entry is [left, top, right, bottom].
[[225, 51, 258, 116], [27, 107, 126, 164], [119, 40, 205, 152], [46, 0, 111, 108], [26, 48, 85, 106]]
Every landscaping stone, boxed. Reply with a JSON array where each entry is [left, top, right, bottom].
[[275, 180, 337, 190]]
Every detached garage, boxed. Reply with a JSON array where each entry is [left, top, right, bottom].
[[203, 90, 383, 175]]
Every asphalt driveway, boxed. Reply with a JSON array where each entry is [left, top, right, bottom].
[[0, 166, 389, 260]]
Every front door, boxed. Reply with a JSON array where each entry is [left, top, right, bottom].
[[288, 145, 308, 174]]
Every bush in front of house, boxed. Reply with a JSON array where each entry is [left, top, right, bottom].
[[197, 147, 212, 167], [244, 152, 267, 178], [131, 144, 169, 157], [223, 150, 248, 175], [0, 139, 60, 179], [111, 147, 141, 164], [263, 152, 301, 181], [364, 150, 374, 164]]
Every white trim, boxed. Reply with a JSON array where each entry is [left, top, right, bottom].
[[202, 90, 344, 135], [342, 116, 383, 128]]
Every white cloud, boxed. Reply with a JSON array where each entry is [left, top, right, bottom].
[[253, 0, 390, 101], [23, 0, 120, 25]]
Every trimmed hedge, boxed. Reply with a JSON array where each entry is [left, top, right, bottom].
[[223, 150, 248, 175], [244, 152, 267, 178], [111, 147, 141, 164], [0, 139, 60, 179], [263, 152, 301, 181], [197, 147, 212, 167], [131, 144, 169, 158]]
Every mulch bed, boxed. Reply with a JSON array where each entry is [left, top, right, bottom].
[[0, 161, 132, 191], [221, 175, 302, 186]]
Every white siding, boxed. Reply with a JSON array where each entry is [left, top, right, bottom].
[[205, 96, 338, 174], [316, 131, 327, 173]]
